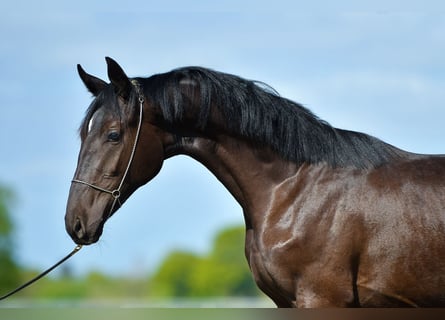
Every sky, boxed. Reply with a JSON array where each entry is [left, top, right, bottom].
[[0, 1, 444, 277]]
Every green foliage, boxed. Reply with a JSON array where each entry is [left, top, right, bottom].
[[20, 270, 151, 299], [1, 206, 259, 300], [150, 251, 200, 296], [0, 186, 15, 245], [150, 225, 261, 297], [0, 185, 20, 292], [20, 270, 89, 299]]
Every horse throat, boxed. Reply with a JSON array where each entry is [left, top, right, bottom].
[[167, 133, 299, 219]]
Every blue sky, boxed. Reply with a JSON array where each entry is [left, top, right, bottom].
[[1, 1, 444, 277]]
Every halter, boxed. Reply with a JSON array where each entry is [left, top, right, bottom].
[[71, 82, 144, 217]]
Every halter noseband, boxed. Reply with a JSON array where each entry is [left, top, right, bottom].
[[71, 81, 144, 216]]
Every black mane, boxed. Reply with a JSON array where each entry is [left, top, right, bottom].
[[135, 68, 406, 168]]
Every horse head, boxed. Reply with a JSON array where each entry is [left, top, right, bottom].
[[65, 58, 165, 245]]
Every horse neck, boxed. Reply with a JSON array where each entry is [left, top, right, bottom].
[[165, 129, 300, 225]]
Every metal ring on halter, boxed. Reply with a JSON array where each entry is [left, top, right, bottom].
[[111, 190, 121, 199]]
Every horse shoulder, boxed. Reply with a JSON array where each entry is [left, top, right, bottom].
[[247, 165, 365, 306]]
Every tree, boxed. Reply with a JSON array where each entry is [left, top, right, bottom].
[[150, 251, 200, 296], [190, 226, 259, 297], [149, 225, 261, 297], [0, 185, 20, 291]]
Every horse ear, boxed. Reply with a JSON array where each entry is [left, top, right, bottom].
[[105, 57, 132, 100], [77, 64, 107, 96]]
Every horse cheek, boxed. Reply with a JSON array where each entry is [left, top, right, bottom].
[[133, 135, 164, 186]]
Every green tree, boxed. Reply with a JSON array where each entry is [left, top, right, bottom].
[[150, 251, 200, 296], [190, 226, 259, 296], [149, 225, 260, 297], [0, 185, 20, 292]]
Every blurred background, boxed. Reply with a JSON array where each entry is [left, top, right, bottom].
[[1, 0, 444, 307]]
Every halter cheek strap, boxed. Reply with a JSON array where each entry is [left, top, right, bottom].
[[72, 82, 144, 217]]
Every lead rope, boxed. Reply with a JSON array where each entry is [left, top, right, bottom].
[[0, 245, 83, 301]]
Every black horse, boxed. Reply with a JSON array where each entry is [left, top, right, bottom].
[[66, 58, 445, 307]]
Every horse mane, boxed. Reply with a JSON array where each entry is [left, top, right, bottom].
[[143, 67, 405, 169]]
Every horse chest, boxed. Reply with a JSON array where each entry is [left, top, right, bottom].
[[245, 229, 297, 306]]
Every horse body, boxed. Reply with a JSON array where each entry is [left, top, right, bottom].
[[65, 58, 445, 307], [176, 129, 445, 307], [249, 157, 445, 307]]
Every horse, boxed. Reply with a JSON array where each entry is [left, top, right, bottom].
[[65, 57, 445, 307]]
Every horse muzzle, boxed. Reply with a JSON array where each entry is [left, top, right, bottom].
[[65, 212, 105, 245]]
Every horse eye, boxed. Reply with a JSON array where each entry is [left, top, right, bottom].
[[107, 131, 120, 142]]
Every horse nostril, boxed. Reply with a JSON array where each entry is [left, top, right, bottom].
[[74, 218, 85, 240]]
